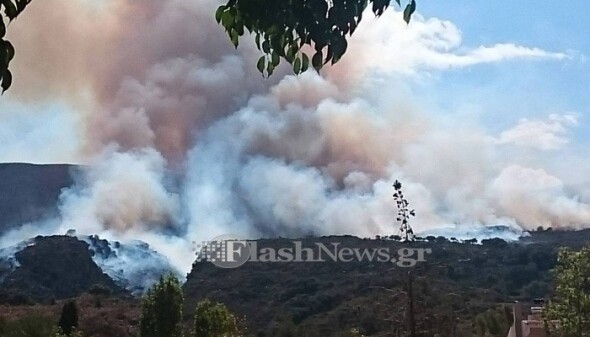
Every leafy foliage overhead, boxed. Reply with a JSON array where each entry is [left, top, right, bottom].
[[1, 0, 31, 93], [216, 0, 417, 77], [0, 0, 416, 93]]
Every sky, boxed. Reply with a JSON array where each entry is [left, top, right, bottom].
[[0, 0, 589, 272], [2, 0, 587, 162], [1, 0, 588, 155], [420, 1, 589, 133]]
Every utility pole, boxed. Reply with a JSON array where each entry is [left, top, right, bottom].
[[407, 270, 416, 337]]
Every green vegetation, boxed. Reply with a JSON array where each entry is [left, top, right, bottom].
[[1, 0, 418, 92], [138, 274, 240, 337], [194, 299, 240, 337], [140, 274, 184, 337], [0, 313, 56, 337], [216, 0, 416, 77], [0, 312, 82, 337], [393, 179, 416, 241], [544, 245, 590, 337], [472, 306, 513, 337], [0, 0, 31, 92], [4, 231, 590, 336], [58, 300, 79, 335]]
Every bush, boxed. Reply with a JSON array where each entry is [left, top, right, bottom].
[[140, 274, 184, 337], [88, 284, 112, 297], [58, 300, 79, 335], [194, 299, 239, 337]]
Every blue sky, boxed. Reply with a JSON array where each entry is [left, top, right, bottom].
[[419, 0, 589, 126]]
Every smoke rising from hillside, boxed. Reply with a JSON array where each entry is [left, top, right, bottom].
[[1, 0, 587, 273]]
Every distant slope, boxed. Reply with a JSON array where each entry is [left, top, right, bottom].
[[0, 235, 179, 303], [0, 163, 76, 233], [0, 235, 124, 303]]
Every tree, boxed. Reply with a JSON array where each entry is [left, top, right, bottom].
[[216, 0, 417, 77], [194, 299, 240, 337], [393, 179, 415, 241], [1, 0, 417, 92], [140, 274, 184, 337], [544, 245, 590, 337], [58, 300, 79, 336], [0, 0, 31, 92]]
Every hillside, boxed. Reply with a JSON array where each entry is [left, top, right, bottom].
[[0, 230, 589, 336], [182, 231, 590, 337], [0, 236, 124, 304]]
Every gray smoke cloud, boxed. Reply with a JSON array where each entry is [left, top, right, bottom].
[[1, 0, 585, 273]]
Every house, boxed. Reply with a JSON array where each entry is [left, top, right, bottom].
[[506, 300, 557, 337]]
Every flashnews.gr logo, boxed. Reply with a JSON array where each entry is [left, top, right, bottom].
[[195, 234, 432, 269], [195, 234, 251, 268]]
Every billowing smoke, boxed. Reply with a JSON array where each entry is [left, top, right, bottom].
[[58, 149, 180, 234], [1, 0, 586, 273]]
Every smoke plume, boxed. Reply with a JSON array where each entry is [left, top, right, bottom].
[[1, 0, 585, 273]]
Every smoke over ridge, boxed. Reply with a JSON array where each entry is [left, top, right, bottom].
[[0, 0, 586, 273]]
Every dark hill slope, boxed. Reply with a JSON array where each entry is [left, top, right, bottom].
[[183, 231, 590, 337], [0, 163, 76, 232], [0, 236, 123, 303]]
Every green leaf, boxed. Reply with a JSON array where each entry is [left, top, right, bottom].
[[262, 40, 270, 54], [312, 51, 323, 72], [3, 0, 18, 20], [271, 50, 279, 66], [235, 21, 244, 35], [350, 20, 358, 35], [228, 6, 237, 18], [332, 39, 347, 64], [285, 45, 297, 63], [395, 0, 401, 6], [267, 61, 275, 77], [0, 41, 7, 69], [256, 56, 266, 75], [1, 40, 14, 62], [215, 6, 225, 24], [403, 0, 416, 24], [0, 20, 5, 38], [1, 69, 12, 93], [220, 10, 234, 29], [230, 29, 239, 48], [372, 0, 390, 17], [301, 53, 309, 72], [15, 0, 30, 13], [293, 57, 301, 74]]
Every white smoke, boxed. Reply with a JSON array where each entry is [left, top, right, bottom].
[[496, 114, 578, 150], [58, 149, 180, 234]]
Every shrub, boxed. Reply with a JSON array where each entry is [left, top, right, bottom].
[[58, 300, 79, 335], [0, 313, 58, 337], [194, 299, 239, 337], [140, 274, 184, 337]]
